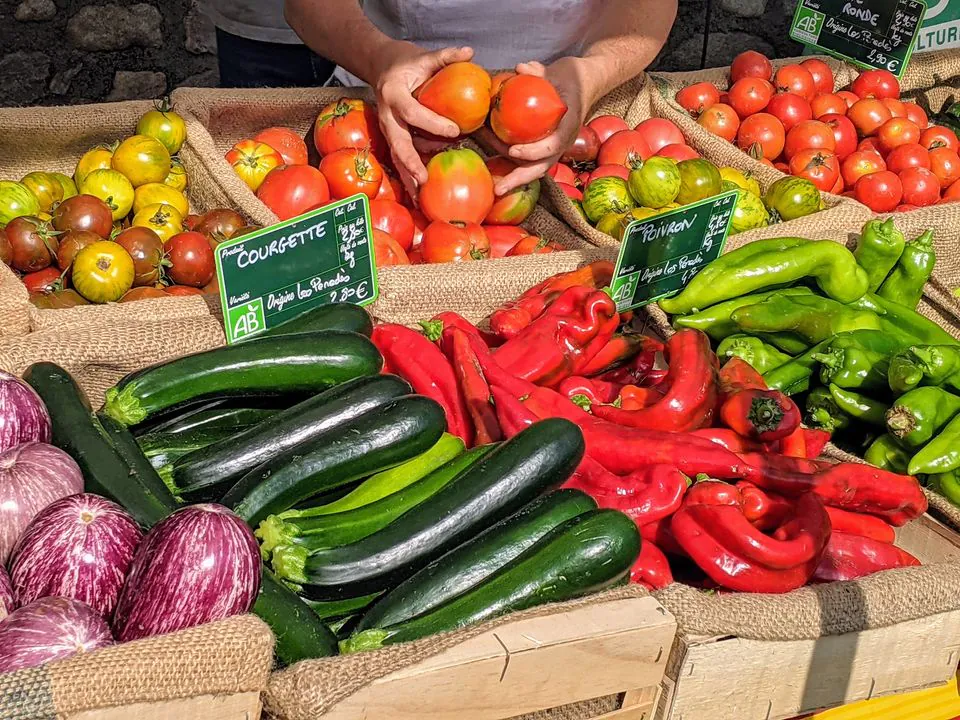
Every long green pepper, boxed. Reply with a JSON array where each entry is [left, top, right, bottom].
[[877, 229, 936, 309], [805, 386, 850, 432], [828, 384, 888, 427], [763, 339, 832, 395], [885, 386, 960, 449], [907, 345, 960, 393], [853, 218, 906, 292], [812, 330, 905, 391], [864, 434, 911, 474], [908, 413, 960, 475], [731, 294, 882, 345], [888, 351, 927, 396], [852, 293, 958, 346], [716, 334, 792, 374], [930, 471, 960, 507], [672, 287, 814, 339]]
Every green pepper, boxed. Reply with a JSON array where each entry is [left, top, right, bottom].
[[885, 386, 960, 449], [929, 470, 960, 507], [672, 287, 814, 339], [806, 386, 851, 432], [888, 351, 926, 395], [853, 218, 906, 292], [907, 345, 960, 393], [660, 239, 869, 315], [716, 334, 792, 374], [864, 434, 911, 474], [908, 412, 960, 475], [811, 330, 905, 390], [763, 339, 832, 395], [851, 293, 958, 346], [730, 294, 882, 344], [761, 332, 811, 355], [828, 384, 888, 427], [877, 229, 935, 309]]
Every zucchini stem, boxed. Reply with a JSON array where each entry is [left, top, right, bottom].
[[339, 629, 389, 654], [103, 386, 147, 426]]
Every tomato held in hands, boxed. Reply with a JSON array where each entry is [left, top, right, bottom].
[[6, 216, 58, 273], [254, 127, 309, 165], [588, 115, 630, 144], [484, 157, 540, 225], [256, 165, 330, 220], [418, 148, 495, 224], [854, 170, 902, 212], [899, 167, 941, 207], [886, 143, 930, 173], [71, 241, 134, 303], [165, 231, 215, 287], [848, 99, 893, 137], [112, 135, 171, 187], [313, 98, 387, 158], [490, 74, 567, 145], [225, 140, 283, 192], [841, 150, 886, 187], [851, 69, 900, 100], [420, 221, 489, 263], [784, 120, 836, 160], [415, 62, 492, 135], [370, 199, 415, 251], [561, 125, 601, 164], [114, 226, 165, 286], [730, 50, 773, 82], [52, 194, 113, 238], [789, 149, 840, 192], [820, 114, 858, 160], [800, 58, 834, 95], [56, 230, 100, 279], [765, 93, 813, 133], [698, 103, 740, 143], [876, 118, 921, 153], [319, 147, 384, 200], [372, 229, 411, 266], [598, 130, 653, 167], [728, 78, 774, 118], [675, 82, 720, 116], [737, 113, 785, 160], [929, 147, 960, 189], [484, 225, 530, 258], [774, 64, 816, 101]]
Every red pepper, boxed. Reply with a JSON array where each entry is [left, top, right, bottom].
[[617, 384, 666, 411], [630, 541, 674, 590], [578, 334, 649, 376], [446, 327, 502, 446], [720, 389, 801, 442], [493, 286, 618, 387], [824, 506, 895, 544], [736, 482, 793, 531], [718, 357, 768, 397], [801, 428, 831, 459], [592, 329, 718, 432], [489, 385, 537, 439], [813, 532, 920, 583], [371, 324, 473, 444], [557, 376, 623, 407], [572, 310, 621, 375], [420, 311, 501, 348], [641, 518, 686, 557], [779, 427, 807, 458], [690, 428, 766, 453], [564, 453, 622, 489], [564, 464, 687, 527]]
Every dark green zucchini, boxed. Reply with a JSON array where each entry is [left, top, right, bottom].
[[138, 425, 248, 471], [223, 395, 446, 526], [356, 489, 596, 632], [258, 444, 494, 560], [304, 593, 382, 622], [22, 363, 177, 528], [137, 406, 277, 437], [103, 330, 382, 426], [254, 570, 337, 665], [259, 303, 373, 339], [277, 418, 585, 601], [341, 509, 640, 653], [162, 374, 412, 503]]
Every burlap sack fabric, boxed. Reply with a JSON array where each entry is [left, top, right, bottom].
[[900, 49, 960, 92], [0, 614, 272, 719]]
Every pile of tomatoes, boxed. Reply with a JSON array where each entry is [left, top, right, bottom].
[[225, 62, 570, 264], [676, 52, 960, 213]]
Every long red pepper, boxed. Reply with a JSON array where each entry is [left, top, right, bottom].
[[578, 334, 650, 377], [800, 428, 831, 459], [558, 376, 623, 406], [720, 388, 801, 442], [564, 464, 687, 527], [779, 427, 807, 458], [641, 518, 686, 557], [447, 327, 502, 445], [489, 385, 537, 439], [813, 532, 919, 582], [630, 541, 674, 590], [736, 482, 793, 531], [824, 506, 896, 544], [690, 428, 766, 453], [617, 385, 666, 410], [421, 311, 502, 348]]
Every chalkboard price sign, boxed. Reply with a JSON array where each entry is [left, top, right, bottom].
[[609, 190, 737, 312], [789, 0, 927, 79], [214, 194, 378, 344]]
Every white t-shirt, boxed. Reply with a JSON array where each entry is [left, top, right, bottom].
[[335, 0, 605, 85], [206, 0, 302, 44]]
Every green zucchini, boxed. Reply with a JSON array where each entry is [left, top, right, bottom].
[[276, 418, 585, 601], [356, 489, 597, 632], [97, 413, 184, 508], [22, 363, 177, 528], [137, 406, 277, 437], [254, 570, 337, 664], [304, 593, 382, 622], [161, 374, 412, 503], [138, 425, 248, 470], [259, 444, 494, 560], [341, 509, 640, 653], [259, 303, 373, 339], [223, 395, 446, 526], [103, 330, 382, 426]]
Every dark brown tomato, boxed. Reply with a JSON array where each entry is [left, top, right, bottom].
[[56, 230, 101, 278], [114, 226, 166, 287], [120, 286, 169, 302], [0, 231, 11, 266], [193, 208, 246, 240], [7, 216, 59, 273], [52, 194, 113, 238], [29, 288, 89, 309]]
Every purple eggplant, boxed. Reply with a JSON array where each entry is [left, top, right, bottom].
[[0, 565, 14, 620], [0, 371, 51, 454], [112, 504, 260, 642], [0, 443, 84, 564], [0, 597, 112, 673], [10, 494, 142, 618]]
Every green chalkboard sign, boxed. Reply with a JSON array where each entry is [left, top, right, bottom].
[[790, 0, 927, 79], [609, 190, 737, 312], [214, 194, 378, 344]]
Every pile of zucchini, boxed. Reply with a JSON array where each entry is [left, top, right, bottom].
[[25, 303, 641, 663]]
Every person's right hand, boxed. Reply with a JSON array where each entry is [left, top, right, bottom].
[[375, 45, 474, 199]]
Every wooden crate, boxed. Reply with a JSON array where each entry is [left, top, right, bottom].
[[656, 515, 960, 720], [319, 595, 677, 720], [67, 692, 262, 720]]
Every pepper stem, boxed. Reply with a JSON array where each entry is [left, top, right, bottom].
[[885, 406, 917, 438], [747, 395, 785, 433]]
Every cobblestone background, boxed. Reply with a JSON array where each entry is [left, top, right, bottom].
[[0, 0, 805, 107]]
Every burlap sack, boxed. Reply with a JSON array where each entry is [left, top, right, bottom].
[[0, 614, 273, 719], [900, 49, 960, 92]]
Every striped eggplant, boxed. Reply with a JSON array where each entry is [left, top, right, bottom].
[[0, 566, 13, 621], [0, 597, 113, 673], [10, 494, 142, 618], [112, 504, 260, 642], [0, 443, 84, 564], [0, 371, 51, 453]]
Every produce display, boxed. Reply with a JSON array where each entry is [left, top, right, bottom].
[[674, 52, 960, 211], [0, 101, 256, 307]]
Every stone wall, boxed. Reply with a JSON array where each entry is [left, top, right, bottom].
[[0, 0, 804, 107]]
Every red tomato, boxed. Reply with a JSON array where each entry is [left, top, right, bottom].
[[587, 115, 630, 144], [490, 74, 567, 145], [737, 113, 785, 160], [656, 143, 700, 161], [372, 229, 411, 266], [411, 208, 429, 247], [904, 103, 929, 130], [896, 204, 919, 212], [253, 127, 309, 165], [22, 267, 62, 294], [556, 182, 583, 200], [420, 221, 489, 263], [419, 148, 495, 224], [876, 118, 921, 153], [675, 82, 720, 116], [225, 140, 283, 192], [899, 167, 941, 207], [507, 235, 561, 256], [920, 125, 960, 152], [698, 103, 740, 143], [164, 285, 204, 296], [484, 225, 530, 258], [587, 164, 631, 184], [789, 149, 840, 192], [728, 78, 774, 118], [784, 120, 836, 160], [548, 162, 577, 185], [730, 50, 773, 82], [801, 59, 834, 95], [821, 113, 858, 160], [841, 150, 886, 187], [836, 90, 860, 108], [854, 170, 902, 212], [851, 69, 900, 100], [560, 125, 601, 164], [576, 170, 590, 188], [370, 199, 415, 251], [634, 118, 685, 154], [313, 98, 387, 158], [165, 231, 214, 287], [881, 98, 907, 118], [52, 195, 113, 238], [929, 146, 960, 189], [319, 147, 384, 200], [485, 156, 539, 225], [766, 93, 813, 132], [858, 137, 885, 157], [830, 174, 845, 195], [886, 143, 930, 173], [774, 161, 790, 174], [811, 93, 848, 118], [597, 130, 653, 166], [774, 64, 816, 101], [848, 99, 893, 137], [414, 62, 491, 134], [376, 174, 405, 204], [256, 165, 330, 220], [944, 180, 960, 202]]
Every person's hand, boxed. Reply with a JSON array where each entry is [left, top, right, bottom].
[[374, 45, 474, 198]]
